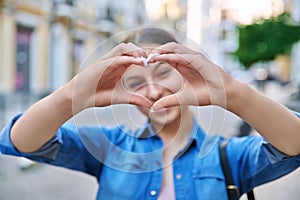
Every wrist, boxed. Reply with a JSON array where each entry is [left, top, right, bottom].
[[225, 80, 252, 113], [63, 80, 92, 115], [51, 83, 75, 117]]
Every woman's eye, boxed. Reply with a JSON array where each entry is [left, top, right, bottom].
[[158, 69, 171, 78], [129, 81, 144, 89]]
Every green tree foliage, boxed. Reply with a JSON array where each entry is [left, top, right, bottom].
[[233, 13, 300, 68]]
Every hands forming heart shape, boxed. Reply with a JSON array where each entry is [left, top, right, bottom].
[[71, 42, 230, 114], [136, 53, 160, 66]]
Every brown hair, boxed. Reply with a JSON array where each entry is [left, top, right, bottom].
[[123, 27, 178, 46]]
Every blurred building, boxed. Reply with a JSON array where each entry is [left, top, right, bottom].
[[0, 0, 298, 97], [193, 0, 297, 86], [0, 0, 148, 96]]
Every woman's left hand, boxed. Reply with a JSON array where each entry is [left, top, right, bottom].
[[151, 43, 300, 157], [150, 42, 235, 110]]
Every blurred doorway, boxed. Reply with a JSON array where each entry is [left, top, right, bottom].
[[15, 25, 33, 92]]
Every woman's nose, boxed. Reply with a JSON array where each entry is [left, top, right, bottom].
[[146, 83, 164, 101]]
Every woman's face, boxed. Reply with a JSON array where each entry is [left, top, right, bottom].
[[122, 59, 186, 127]]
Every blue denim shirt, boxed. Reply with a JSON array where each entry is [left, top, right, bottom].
[[1, 113, 300, 200]]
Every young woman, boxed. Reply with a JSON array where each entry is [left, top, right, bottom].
[[1, 28, 299, 200]]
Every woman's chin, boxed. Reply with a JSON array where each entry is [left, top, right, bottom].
[[149, 107, 180, 126]]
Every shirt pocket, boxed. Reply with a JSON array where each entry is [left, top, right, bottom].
[[192, 168, 228, 200]]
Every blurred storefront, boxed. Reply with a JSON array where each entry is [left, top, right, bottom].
[[0, 0, 148, 96], [1, 0, 51, 94]]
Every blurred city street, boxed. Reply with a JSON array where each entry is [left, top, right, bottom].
[[1, 0, 300, 199], [0, 80, 300, 200]]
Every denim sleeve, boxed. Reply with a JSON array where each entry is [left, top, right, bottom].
[[0, 113, 101, 177], [294, 111, 300, 118], [227, 111, 300, 194], [227, 136, 300, 195]]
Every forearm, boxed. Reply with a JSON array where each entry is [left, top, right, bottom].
[[227, 82, 300, 156], [11, 84, 75, 153]]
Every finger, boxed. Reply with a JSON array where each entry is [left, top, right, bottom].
[[123, 43, 148, 58], [127, 93, 153, 108], [111, 87, 153, 108], [92, 56, 143, 82], [151, 81, 200, 109], [104, 55, 144, 71], [103, 43, 147, 60], [114, 55, 145, 66], [151, 54, 193, 71], [152, 42, 199, 55], [151, 54, 184, 64], [151, 94, 181, 110], [152, 54, 208, 75], [151, 91, 202, 110]]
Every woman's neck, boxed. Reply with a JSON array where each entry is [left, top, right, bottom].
[[154, 109, 194, 146], [154, 109, 194, 180]]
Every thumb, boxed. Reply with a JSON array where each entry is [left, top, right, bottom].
[[151, 94, 181, 110], [127, 93, 153, 109]]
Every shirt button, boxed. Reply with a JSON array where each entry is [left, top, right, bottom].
[[150, 190, 157, 196], [176, 173, 182, 180]]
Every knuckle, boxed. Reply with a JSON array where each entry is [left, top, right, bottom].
[[127, 42, 134, 46], [118, 42, 126, 49]]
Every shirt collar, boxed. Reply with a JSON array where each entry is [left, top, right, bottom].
[[189, 118, 206, 150], [136, 118, 207, 150], [135, 121, 157, 139]]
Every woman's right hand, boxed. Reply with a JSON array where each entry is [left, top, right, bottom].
[[10, 43, 153, 152], [70, 43, 153, 114], [150, 42, 232, 110]]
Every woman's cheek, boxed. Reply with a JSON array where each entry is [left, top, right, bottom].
[[159, 76, 183, 93]]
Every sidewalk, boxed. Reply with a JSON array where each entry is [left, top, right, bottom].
[[0, 93, 98, 200]]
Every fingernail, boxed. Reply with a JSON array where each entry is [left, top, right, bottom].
[[151, 103, 163, 111], [147, 53, 160, 62]]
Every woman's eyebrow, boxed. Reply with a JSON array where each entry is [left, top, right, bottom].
[[124, 76, 141, 82], [153, 62, 165, 71]]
